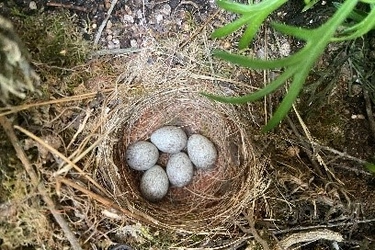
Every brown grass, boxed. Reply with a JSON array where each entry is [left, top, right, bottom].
[[0, 25, 270, 247], [91, 43, 268, 238]]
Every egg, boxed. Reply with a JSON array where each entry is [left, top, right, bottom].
[[150, 126, 187, 153], [125, 141, 159, 171], [140, 165, 169, 202], [187, 134, 217, 170], [166, 152, 194, 187]]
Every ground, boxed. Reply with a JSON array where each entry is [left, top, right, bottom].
[[0, 0, 375, 249]]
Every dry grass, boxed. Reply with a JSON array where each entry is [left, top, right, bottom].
[[94, 51, 267, 233], [2, 6, 374, 249], [78, 39, 268, 246], [0, 30, 269, 248]]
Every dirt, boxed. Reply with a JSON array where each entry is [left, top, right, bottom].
[[1, 0, 375, 249]]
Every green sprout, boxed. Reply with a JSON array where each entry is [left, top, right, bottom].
[[366, 162, 375, 173], [211, 0, 287, 49], [302, 0, 321, 12], [332, 1, 375, 41], [204, 0, 375, 132]]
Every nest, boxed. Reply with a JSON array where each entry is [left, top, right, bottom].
[[94, 47, 266, 235]]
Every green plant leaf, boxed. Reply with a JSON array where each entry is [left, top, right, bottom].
[[202, 67, 296, 104], [359, 0, 375, 4], [271, 23, 312, 41], [216, 0, 286, 14], [262, 66, 311, 132], [213, 49, 302, 69], [365, 162, 375, 173], [302, 0, 320, 12], [333, 2, 369, 22], [332, 6, 375, 41], [216, 0, 254, 14], [238, 15, 265, 49], [208, 0, 359, 131], [212, 0, 287, 47], [212, 16, 253, 38]]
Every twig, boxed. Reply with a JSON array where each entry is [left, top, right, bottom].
[[309, 141, 367, 165], [57, 177, 159, 225], [233, 217, 375, 250], [331, 163, 372, 176], [286, 115, 324, 177], [46, 2, 87, 12], [89, 48, 144, 57], [288, 113, 371, 171], [93, 0, 119, 46], [275, 229, 343, 250], [0, 88, 114, 117], [56, 134, 104, 176], [244, 204, 271, 250], [292, 105, 344, 185], [13, 125, 108, 195], [363, 90, 375, 139], [0, 117, 83, 250], [67, 107, 92, 150], [178, 9, 221, 49], [270, 218, 375, 235]]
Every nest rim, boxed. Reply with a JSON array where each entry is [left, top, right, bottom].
[[95, 83, 265, 233]]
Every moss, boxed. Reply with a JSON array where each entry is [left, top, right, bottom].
[[15, 10, 89, 68], [0, 167, 54, 249], [9, 9, 92, 100]]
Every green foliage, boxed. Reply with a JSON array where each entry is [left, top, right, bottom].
[[204, 0, 375, 132], [211, 0, 287, 49], [302, 0, 321, 12], [365, 162, 375, 173], [332, 1, 375, 41]]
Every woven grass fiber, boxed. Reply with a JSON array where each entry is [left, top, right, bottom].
[[94, 45, 266, 234]]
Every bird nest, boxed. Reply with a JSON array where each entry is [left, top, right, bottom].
[[94, 47, 266, 234]]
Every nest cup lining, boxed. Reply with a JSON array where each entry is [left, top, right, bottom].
[[97, 84, 263, 232]]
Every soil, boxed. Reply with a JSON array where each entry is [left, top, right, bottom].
[[1, 0, 375, 249]]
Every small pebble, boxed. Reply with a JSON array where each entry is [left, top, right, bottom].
[[123, 14, 134, 24], [156, 14, 163, 24], [160, 4, 172, 16], [130, 39, 138, 48], [106, 20, 113, 29], [29, 1, 37, 10]]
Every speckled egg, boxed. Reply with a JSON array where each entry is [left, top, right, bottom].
[[166, 152, 194, 187], [187, 134, 217, 170], [140, 165, 169, 202], [125, 141, 159, 171], [150, 126, 187, 153]]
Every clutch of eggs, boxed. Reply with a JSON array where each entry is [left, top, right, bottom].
[[125, 126, 218, 202]]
